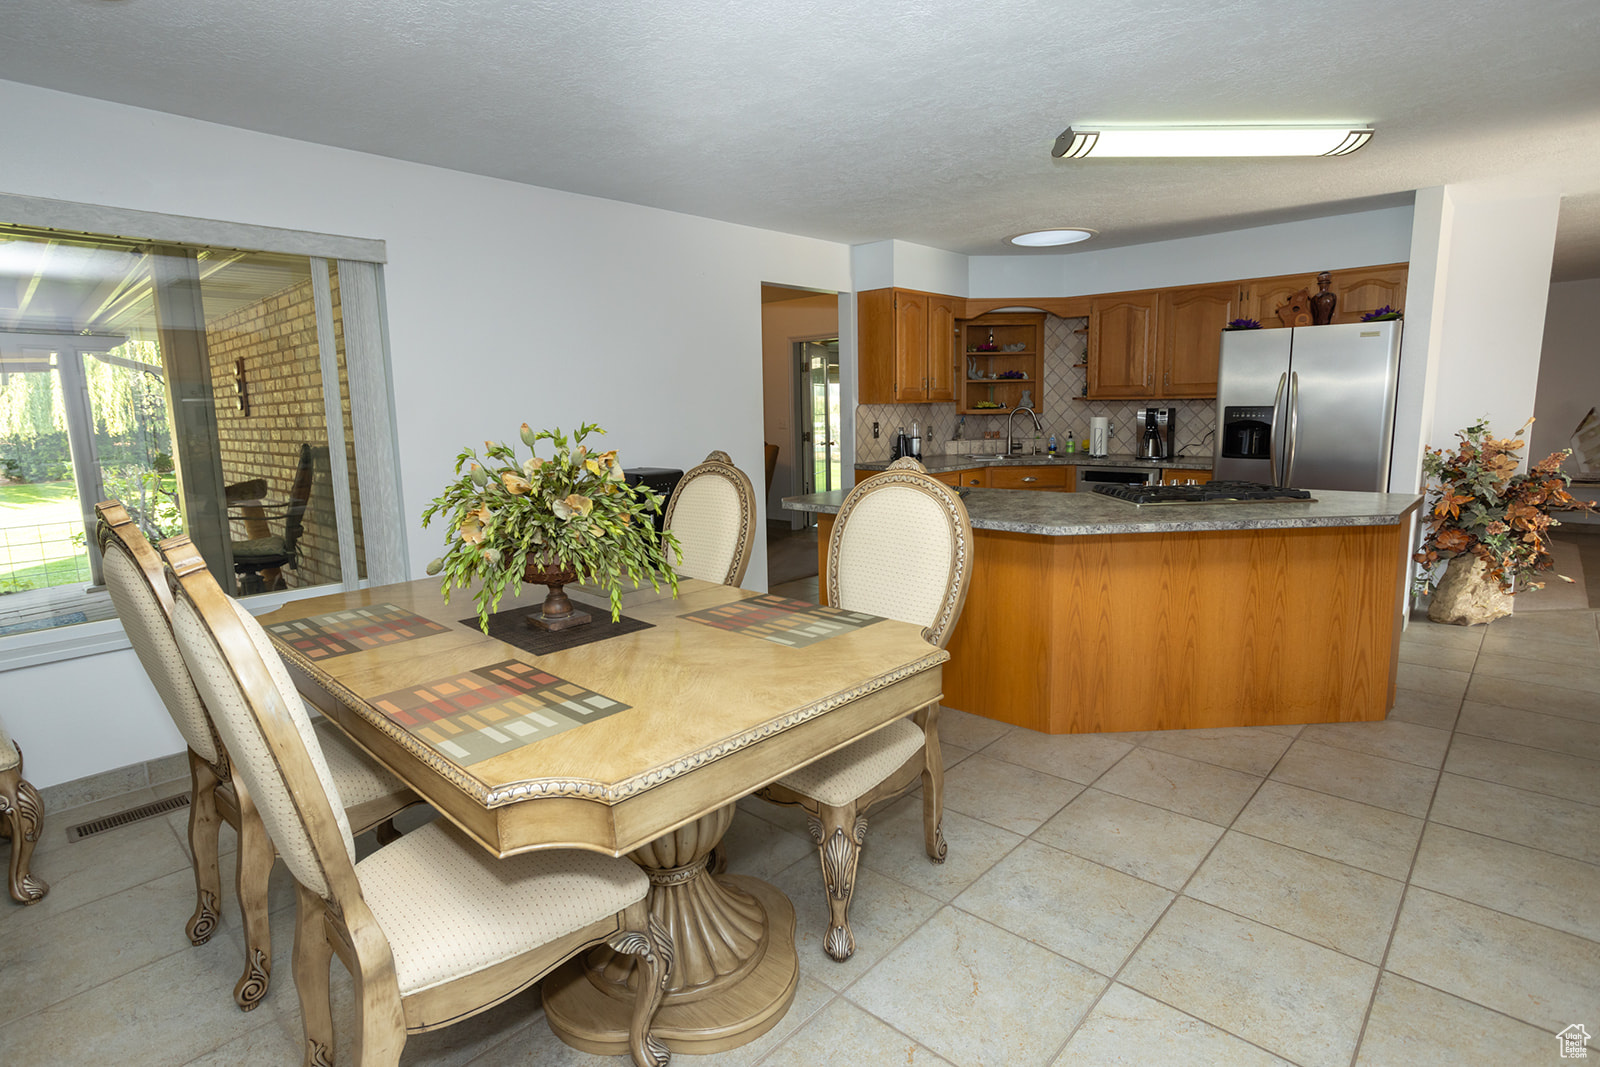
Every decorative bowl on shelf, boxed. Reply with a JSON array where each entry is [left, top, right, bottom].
[[996, 370, 1027, 380], [972, 401, 1004, 409]]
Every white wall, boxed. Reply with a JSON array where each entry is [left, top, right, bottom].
[[0, 78, 853, 787], [1531, 278, 1600, 467]]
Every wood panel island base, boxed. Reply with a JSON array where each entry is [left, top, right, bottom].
[[791, 487, 1421, 734]]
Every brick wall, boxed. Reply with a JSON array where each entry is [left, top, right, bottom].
[[206, 270, 365, 591]]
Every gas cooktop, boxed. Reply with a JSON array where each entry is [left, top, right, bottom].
[[1092, 481, 1316, 506]]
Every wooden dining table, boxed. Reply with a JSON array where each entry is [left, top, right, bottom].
[[259, 574, 946, 1055]]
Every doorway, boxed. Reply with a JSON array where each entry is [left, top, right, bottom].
[[794, 337, 841, 523]]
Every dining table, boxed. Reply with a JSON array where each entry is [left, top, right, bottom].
[[258, 573, 947, 1055]]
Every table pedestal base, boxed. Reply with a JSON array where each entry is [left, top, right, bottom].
[[544, 807, 799, 1055]]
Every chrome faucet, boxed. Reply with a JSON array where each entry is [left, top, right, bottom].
[[1007, 406, 1044, 455]]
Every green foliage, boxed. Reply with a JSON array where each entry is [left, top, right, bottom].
[[1413, 417, 1595, 596], [421, 422, 680, 631]]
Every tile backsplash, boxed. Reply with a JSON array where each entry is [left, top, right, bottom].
[[854, 315, 1217, 463]]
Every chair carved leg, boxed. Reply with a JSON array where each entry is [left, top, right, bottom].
[[292, 884, 335, 1067], [610, 908, 674, 1067], [808, 806, 867, 962], [233, 786, 275, 1010], [187, 752, 223, 943], [917, 706, 947, 864], [1, 748, 48, 904]]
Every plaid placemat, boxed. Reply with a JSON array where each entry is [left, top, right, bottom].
[[464, 605, 654, 655], [266, 603, 449, 660], [370, 659, 631, 766], [680, 594, 883, 648]]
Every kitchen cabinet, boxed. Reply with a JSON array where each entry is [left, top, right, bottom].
[[1087, 293, 1158, 398], [989, 464, 1074, 492], [857, 288, 959, 404], [958, 313, 1044, 414], [931, 467, 989, 488], [1156, 283, 1239, 397], [1161, 469, 1212, 485], [1250, 264, 1408, 327]]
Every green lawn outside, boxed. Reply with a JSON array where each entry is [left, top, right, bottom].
[[0, 481, 90, 590]]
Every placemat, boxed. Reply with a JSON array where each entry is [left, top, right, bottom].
[[266, 603, 450, 660], [464, 605, 654, 655], [680, 594, 883, 648], [370, 659, 631, 766]]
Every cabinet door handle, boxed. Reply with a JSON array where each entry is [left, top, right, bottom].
[[968, 477, 981, 485], [1022, 476, 1037, 483]]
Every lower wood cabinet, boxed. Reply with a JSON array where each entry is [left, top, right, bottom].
[[932, 467, 989, 488], [989, 465, 1074, 491]]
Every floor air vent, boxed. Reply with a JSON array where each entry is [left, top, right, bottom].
[[67, 792, 191, 841]]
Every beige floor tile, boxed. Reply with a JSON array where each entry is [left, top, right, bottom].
[[1465, 671, 1600, 722], [1354, 972, 1559, 1067], [1133, 726, 1293, 776], [935, 707, 1014, 753], [735, 792, 813, 839], [954, 841, 1173, 975], [771, 856, 942, 992], [1033, 788, 1224, 891], [1457, 701, 1600, 760], [1232, 780, 1423, 880], [1395, 661, 1471, 702], [1386, 887, 1600, 1034], [1430, 772, 1600, 864], [719, 807, 816, 882], [1052, 983, 1294, 1067], [1399, 619, 1487, 651], [848, 906, 1107, 1067], [980, 729, 1136, 784], [1480, 626, 1600, 666], [1119, 898, 1377, 1067], [1410, 823, 1600, 941], [0, 810, 190, 931], [30, 786, 161, 855], [1094, 747, 1262, 826], [1484, 610, 1600, 643], [1185, 832, 1404, 963], [857, 796, 1022, 902], [1471, 649, 1600, 695], [1298, 718, 1452, 769], [940, 752, 1084, 835], [1397, 641, 1479, 672], [758, 995, 953, 1066], [1386, 687, 1461, 730], [1444, 733, 1600, 806], [1270, 739, 1439, 817]]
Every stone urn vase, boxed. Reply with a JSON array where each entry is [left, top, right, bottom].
[[523, 558, 591, 632], [1426, 553, 1513, 625]]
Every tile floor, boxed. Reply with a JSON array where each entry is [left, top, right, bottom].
[[3, 609, 1599, 1065]]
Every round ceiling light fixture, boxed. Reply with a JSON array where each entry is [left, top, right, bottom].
[[1006, 228, 1096, 247]]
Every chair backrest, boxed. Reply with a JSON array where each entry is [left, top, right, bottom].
[[281, 443, 315, 557], [663, 450, 757, 586], [826, 458, 972, 648], [163, 535, 358, 901], [95, 500, 222, 766]]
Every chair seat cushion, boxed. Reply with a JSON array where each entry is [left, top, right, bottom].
[[231, 536, 287, 563], [776, 717, 924, 807], [312, 718, 412, 819], [355, 820, 648, 996]]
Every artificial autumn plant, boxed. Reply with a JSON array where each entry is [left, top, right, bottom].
[[1413, 417, 1595, 596], [422, 422, 679, 631]]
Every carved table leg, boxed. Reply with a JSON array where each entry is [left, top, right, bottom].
[[543, 804, 798, 1056], [1, 742, 48, 904]]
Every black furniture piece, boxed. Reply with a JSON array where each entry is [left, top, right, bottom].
[[229, 442, 314, 593]]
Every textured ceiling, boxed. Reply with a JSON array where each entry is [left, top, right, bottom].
[[4, 0, 1599, 279]]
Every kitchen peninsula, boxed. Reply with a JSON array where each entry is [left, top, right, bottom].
[[785, 483, 1421, 735]]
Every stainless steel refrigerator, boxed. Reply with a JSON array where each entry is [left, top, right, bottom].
[[1213, 321, 1403, 491]]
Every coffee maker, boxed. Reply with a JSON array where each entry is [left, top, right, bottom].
[[1135, 407, 1176, 460]]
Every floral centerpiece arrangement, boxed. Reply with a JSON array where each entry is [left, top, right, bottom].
[[1361, 306, 1402, 322], [423, 422, 679, 631], [1224, 318, 1262, 331], [1412, 418, 1594, 618]]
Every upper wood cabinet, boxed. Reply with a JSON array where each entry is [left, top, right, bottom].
[[1250, 263, 1408, 327], [858, 288, 958, 404], [1087, 293, 1158, 398], [1157, 282, 1240, 397]]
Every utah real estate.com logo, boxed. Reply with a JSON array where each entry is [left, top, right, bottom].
[[1560, 1024, 1592, 1059]]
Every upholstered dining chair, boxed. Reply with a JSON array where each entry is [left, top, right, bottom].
[[754, 457, 972, 961], [162, 535, 672, 1067], [662, 450, 757, 586], [95, 500, 417, 1011], [0, 717, 47, 904]]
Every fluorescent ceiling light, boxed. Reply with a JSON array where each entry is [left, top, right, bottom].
[[1006, 228, 1096, 247], [1052, 125, 1373, 159]]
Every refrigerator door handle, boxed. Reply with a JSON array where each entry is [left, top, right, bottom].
[[1285, 371, 1301, 486], [1269, 372, 1288, 487]]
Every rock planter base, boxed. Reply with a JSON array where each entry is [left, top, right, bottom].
[[1427, 554, 1513, 625]]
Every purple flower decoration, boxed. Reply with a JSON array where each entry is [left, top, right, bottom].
[[1361, 306, 1402, 322], [1224, 318, 1262, 330]]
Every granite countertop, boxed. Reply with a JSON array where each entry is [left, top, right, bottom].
[[854, 452, 1214, 473], [784, 487, 1423, 536]]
